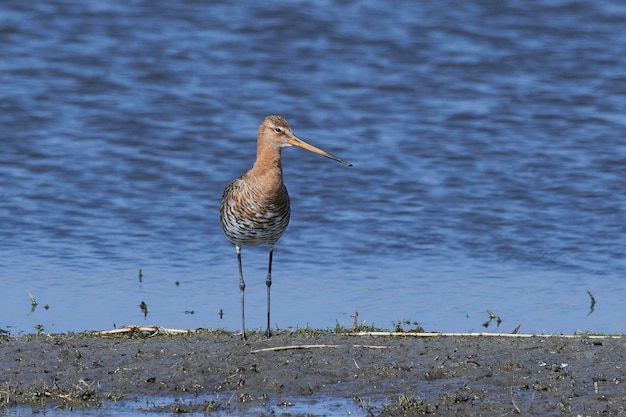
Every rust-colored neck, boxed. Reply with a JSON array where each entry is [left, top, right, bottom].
[[245, 132, 284, 193], [251, 144, 282, 175]]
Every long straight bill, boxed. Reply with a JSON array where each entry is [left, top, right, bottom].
[[288, 136, 352, 167]]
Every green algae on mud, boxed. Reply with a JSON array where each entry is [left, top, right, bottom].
[[0, 329, 624, 415]]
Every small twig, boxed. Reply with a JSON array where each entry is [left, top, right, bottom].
[[510, 386, 522, 414], [250, 344, 338, 353], [225, 390, 237, 407], [351, 310, 359, 329], [249, 344, 388, 353], [99, 325, 190, 336], [587, 290, 596, 315], [27, 291, 38, 307], [353, 344, 388, 349], [344, 331, 623, 339]]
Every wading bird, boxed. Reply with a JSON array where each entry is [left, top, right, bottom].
[[219, 115, 352, 339]]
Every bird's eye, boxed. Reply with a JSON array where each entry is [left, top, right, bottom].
[[274, 127, 282, 133]]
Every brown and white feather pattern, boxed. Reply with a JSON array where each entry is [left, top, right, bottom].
[[220, 170, 291, 247]]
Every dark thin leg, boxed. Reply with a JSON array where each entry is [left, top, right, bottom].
[[265, 244, 274, 337], [236, 246, 246, 340]]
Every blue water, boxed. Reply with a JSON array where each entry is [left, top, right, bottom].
[[1, 1, 625, 337], [4, 395, 366, 417]]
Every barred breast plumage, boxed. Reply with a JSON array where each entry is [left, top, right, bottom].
[[220, 176, 291, 247]]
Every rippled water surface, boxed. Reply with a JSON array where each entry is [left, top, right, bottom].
[[2, 1, 625, 336]]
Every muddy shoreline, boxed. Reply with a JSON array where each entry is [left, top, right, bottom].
[[0, 329, 624, 415]]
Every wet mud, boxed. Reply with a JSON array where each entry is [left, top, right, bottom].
[[0, 330, 624, 415]]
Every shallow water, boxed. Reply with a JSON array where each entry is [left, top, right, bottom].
[[4, 396, 367, 417], [1, 1, 625, 337]]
